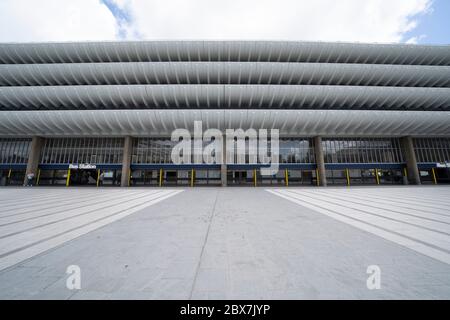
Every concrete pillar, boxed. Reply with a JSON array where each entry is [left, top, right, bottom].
[[314, 136, 327, 187], [24, 136, 44, 186], [121, 136, 133, 187], [221, 135, 227, 187], [401, 136, 421, 185]]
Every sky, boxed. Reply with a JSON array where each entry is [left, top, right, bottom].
[[0, 0, 448, 44]]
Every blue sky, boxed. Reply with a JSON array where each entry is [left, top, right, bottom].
[[404, 0, 450, 44], [0, 0, 448, 44], [101, 0, 136, 39]]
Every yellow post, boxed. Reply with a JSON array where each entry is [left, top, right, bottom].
[[316, 168, 320, 186], [96, 169, 100, 187], [375, 169, 380, 185], [346, 168, 350, 186], [285, 169, 289, 187], [191, 169, 195, 187], [431, 168, 437, 185], [65, 168, 71, 187], [253, 169, 257, 187], [7, 168, 11, 185], [36, 169, 41, 186], [403, 167, 408, 178], [128, 169, 131, 187], [159, 168, 163, 187]]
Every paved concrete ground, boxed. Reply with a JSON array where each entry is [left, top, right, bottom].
[[268, 187, 450, 265], [0, 186, 449, 299]]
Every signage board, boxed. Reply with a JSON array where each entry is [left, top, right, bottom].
[[436, 162, 449, 168], [68, 164, 97, 170]]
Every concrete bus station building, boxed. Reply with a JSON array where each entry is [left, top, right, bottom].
[[0, 41, 449, 187]]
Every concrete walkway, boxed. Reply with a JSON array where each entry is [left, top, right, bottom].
[[0, 186, 449, 299]]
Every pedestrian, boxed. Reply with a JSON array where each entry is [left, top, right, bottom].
[[26, 172, 35, 186], [99, 171, 105, 186]]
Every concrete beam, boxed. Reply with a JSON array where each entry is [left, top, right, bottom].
[[24, 136, 44, 186], [121, 136, 133, 187], [401, 136, 421, 185], [314, 136, 327, 187]]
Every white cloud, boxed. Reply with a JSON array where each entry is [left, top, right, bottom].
[[406, 34, 427, 44], [0, 0, 432, 43], [0, 0, 118, 42], [113, 0, 432, 43]]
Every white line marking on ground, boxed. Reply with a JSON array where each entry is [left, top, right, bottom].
[[267, 188, 450, 265], [0, 189, 183, 271]]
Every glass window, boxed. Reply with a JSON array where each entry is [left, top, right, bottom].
[[414, 138, 450, 163], [322, 138, 403, 163], [0, 138, 31, 164], [132, 137, 316, 164], [40, 138, 124, 164]]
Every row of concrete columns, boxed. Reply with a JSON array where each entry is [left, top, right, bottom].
[[23, 135, 423, 187]]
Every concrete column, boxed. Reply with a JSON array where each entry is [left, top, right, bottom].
[[120, 136, 133, 187], [401, 136, 421, 185], [314, 136, 327, 187], [221, 135, 227, 187], [24, 136, 44, 186]]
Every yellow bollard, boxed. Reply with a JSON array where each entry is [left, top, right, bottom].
[[254, 169, 257, 187], [66, 168, 71, 187], [375, 169, 380, 185], [285, 169, 289, 187], [403, 167, 408, 178], [191, 169, 195, 187], [36, 169, 41, 186], [346, 168, 350, 186], [128, 169, 131, 187], [159, 168, 163, 187], [431, 168, 437, 185], [316, 168, 320, 186], [96, 169, 100, 187]]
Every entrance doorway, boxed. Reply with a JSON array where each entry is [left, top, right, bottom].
[[228, 170, 253, 186], [435, 168, 450, 184], [0, 169, 25, 186], [70, 169, 98, 186], [287, 170, 315, 186]]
